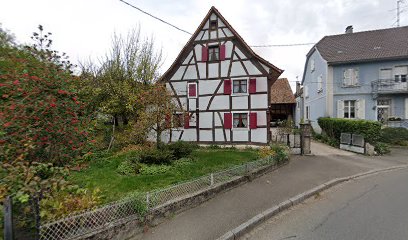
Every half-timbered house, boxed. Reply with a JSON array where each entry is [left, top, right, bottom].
[[160, 6, 283, 145]]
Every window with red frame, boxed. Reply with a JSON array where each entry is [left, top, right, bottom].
[[233, 79, 247, 94], [233, 113, 248, 128]]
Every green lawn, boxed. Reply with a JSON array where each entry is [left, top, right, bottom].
[[69, 148, 259, 203]]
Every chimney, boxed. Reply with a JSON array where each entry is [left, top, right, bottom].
[[345, 25, 353, 34], [296, 81, 301, 95]]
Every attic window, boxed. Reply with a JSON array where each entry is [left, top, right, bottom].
[[374, 46, 381, 50], [208, 45, 219, 61], [210, 20, 217, 31], [337, 50, 343, 54]]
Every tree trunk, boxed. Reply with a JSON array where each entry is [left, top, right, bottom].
[[108, 116, 116, 151], [123, 114, 129, 125], [156, 122, 161, 149]]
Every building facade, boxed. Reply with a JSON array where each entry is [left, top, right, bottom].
[[160, 7, 283, 144], [298, 26, 408, 131]]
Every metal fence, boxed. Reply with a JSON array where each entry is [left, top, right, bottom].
[[37, 157, 277, 240]]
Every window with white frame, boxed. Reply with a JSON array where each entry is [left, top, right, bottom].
[[317, 74, 323, 92], [343, 68, 359, 86], [232, 79, 247, 94], [343, 100, 356, 118], [394, 66, 408, 83], [233, 113, 248, 128]]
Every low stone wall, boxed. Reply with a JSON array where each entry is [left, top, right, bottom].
[[82, 160, 289, 240]]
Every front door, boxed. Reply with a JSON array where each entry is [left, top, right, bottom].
[[377, 99, 391, 122]]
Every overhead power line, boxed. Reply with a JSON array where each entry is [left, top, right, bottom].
[[119, 0, 315, 48], [251, 43, 315, 47], [119, 0, 192, 35]]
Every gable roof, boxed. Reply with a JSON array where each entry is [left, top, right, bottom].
[[310, 26, 408, 64], [160, 6, 283, 82], [270, 78, 295, 104]]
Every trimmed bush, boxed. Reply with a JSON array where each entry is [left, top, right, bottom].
[[380, 127, 408, 146], [139, 148, 174, 165], [117, 159, 141, 176], [166, 141, 198, 159], [318, 117, 381, 144]]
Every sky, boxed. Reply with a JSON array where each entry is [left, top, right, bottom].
[[1, 0, 407, 91]]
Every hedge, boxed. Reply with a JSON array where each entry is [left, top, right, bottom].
[[317, 117, 381, 144]]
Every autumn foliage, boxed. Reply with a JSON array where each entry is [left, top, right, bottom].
[[0, 48, 90, 165]]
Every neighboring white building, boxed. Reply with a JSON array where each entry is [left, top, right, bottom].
[[159, 6, 283, 145]]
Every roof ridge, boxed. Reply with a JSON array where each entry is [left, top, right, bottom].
[[324, 25, 408, 38]]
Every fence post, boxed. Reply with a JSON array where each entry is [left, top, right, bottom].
[[210, 173, 214, 186], [4, 196, 13, 240], [245, 163, 249, 173], [33, 194, 41, 240], [146, 193, 150, 210]]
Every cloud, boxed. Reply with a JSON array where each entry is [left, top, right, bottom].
[[0, 0, 404, 91]]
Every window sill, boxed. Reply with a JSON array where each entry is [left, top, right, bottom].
[[231, 128, 249, 131], [231, 93, 249, 97], [342, 85, 360, 88]]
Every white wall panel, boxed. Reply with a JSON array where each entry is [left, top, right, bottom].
[[243, 61, 261, 75], [252, 111, 266, 125], [218, 29, 226, 38], [184, 65, 198, 80], [221, 60, 230, 77], [171, 66, 186, 80], [218, 19, 226, 27], [235, 48, 246, 59], [170, 130, 182, 142], [233, 130, 249, 142], [200, 112, 213, 128], [195, 45, 202, 61], [189, 99, 196, 111], [209, 95, 229, 110], [210, 13, 216, 20], [183, 52, 193, 64], [195, 31, 204, 41], [200, 130, 212, 141], [224, 28, 233, 37], [256, 77, 268, 92], [197, 62, 206, 79], [182, 129, 197, 141], [225, 41, 233, 57], [208, 63, 219, 79], [232, 96, 248, 109], [201, 30, 208, 40], [210, 30, 217, 39], [251, 94, 268, 109], [172, 81, 187, 95], [214, 112, 223, 126], [200, 80, 220, 95], [231, 62, 246, 76], [199, 96, 211, 110], [215, 129, 226, 141], [251, 128, 267, 143]]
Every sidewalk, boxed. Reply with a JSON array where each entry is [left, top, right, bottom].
[[133, 142, 408, 240]]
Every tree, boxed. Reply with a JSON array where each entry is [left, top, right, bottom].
[[133, 84, 178, 148], [0, 25, 93, 202], [0, 23, 16, 47], [79, 27, 163, 149]]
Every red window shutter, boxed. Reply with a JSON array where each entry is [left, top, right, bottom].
[[249, 78, 257, 94], [224, 79, 232, 95], [224, 113, 232, 129], [188, 83, 196, 97], [184, 113, 190, 129], [249, 112, 257, 129], [165, 114, 171, 128], [202, 46, 208, 62], [220, 44, 226, 61]]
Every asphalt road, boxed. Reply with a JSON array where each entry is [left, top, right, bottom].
[[242, 168, 408, 240]]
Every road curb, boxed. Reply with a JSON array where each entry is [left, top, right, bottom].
[[216, 164, 408, 240]]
